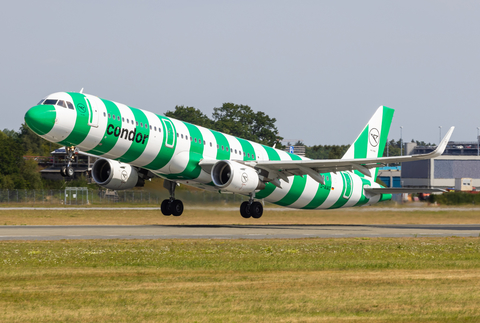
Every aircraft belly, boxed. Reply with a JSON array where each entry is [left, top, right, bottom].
[[316, 172, 343, 209], [263, 180, 293, 204], [288, 176, 319, 209]]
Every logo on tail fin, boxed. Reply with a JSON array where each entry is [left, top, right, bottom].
[[369, 128, 379, 147]]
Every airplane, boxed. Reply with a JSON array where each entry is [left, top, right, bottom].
[[24, 92, 454, 218]]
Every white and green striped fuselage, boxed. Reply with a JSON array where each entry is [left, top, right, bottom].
[[25, 92, 391, 210]]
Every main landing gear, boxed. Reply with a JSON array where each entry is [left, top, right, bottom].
[[60, 146, 76, 178], [240, 194, 263, 219], [161, 180, 184, 216]]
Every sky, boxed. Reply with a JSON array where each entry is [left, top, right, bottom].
[[1, 0, 480, 146]]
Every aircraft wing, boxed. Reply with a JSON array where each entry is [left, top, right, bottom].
[[253, 126, 454, 184]]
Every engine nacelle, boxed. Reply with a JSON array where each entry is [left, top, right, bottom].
[[91, 159, 141, 190], [211, 160, 264, 193]]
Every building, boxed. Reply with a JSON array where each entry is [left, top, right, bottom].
[[401, 141, 480, 190]]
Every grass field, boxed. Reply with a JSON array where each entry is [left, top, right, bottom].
[[1, 204, 480, 225], [1, 237, 480, 322]]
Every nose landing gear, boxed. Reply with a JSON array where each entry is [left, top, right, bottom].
[[61, 146, 77, 178]]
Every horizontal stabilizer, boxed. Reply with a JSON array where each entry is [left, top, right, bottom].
[[364, 187, 446, 195]]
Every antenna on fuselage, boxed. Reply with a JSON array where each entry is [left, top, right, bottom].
[[79, 88, 84, 93]]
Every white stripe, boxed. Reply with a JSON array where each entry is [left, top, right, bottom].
[[288, 176, 319, 209], [77, 95, 107, 151], [101, 102, 135, 160], [130, 110, 164, 167], [316, 172, 343, 209]]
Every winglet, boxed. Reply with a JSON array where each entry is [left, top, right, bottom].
[[428, 126, 454, 158]]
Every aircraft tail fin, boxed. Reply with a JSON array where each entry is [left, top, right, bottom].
[[342, 106, 394, 180]]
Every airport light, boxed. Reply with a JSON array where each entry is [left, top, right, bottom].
[[439, 126, 442, 145], [400, 126, 403, 156]]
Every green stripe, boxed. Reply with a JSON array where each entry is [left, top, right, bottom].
[[275, 175, 307, 206], [237, 138, 256, 161], [211, 130, 230, 160], [144, 115, 177, 170], [255, 183, 277, 199], [262, 145, 281, 161], [118, 107, 150, 163], [287, 152, 302, 161], [59, 92, 91, 146], [374, 107, 394, 180], [175, 123, 204, 179], [86, 99, 121, 155], [354, 178, 373, 207], [302, 173, 333, 209], [329, 172, 350, 209]]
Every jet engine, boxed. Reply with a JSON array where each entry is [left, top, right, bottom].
[[211, 160, 265, 193], [91, 159, 143, 190]]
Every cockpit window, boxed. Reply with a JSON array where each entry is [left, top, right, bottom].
[[37, 99, 45, 105], [43, 99, 58, 105], [66, 101, 74, 110], [57, 100, 67, 108]]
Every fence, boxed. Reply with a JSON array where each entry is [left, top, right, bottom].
[[0, 189, 250, 206]]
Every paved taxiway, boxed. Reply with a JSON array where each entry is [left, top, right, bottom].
[[0, 224, 479, 240]]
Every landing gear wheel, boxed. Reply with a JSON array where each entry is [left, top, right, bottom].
[[161, 199, 172, 216], [171, 200, 184, 216], [60, 166, 67, 177], [240, 201, 252, 218], [251, 201, 263, 219], [66, 166, 74, 177]]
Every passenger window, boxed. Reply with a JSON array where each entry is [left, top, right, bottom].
[[217, 144, 219, 149], [108, 113, 111, 118], [122, 117, 125, 122], [131, 120, 134, 125], [113, 114, 115, 119], [190, 137, 193, 141], [235, 149, 237, 154], [43, 99, 58, 105], [136, 121, 138, 126], [66, 101, 74, 110], [199, 139, 202, 144], [103, 112, 106, 117], [222, 145, 224, 150], [195, 138, 197, 143], [210, 142, 212, 147], [177, 133, 179, 137], [150, 125, 152, 130], [226, 147, 229, 152], [117, 116, 120, 121], [247, 153, 250, 158], [154, 126, 157, 131], [181, 134, 184, 139], [140, 123, 143, 127], [145, 124, 148, 129]]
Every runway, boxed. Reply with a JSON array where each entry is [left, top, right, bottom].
[[1, 224, 479, 240]]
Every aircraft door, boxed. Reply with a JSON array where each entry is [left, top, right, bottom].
[[85, 97, 98, 128], [342, 172, 353, 199], [162, 119, 175, 148]]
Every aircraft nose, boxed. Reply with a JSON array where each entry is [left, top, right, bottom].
[[24, 105, 56, 135]]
